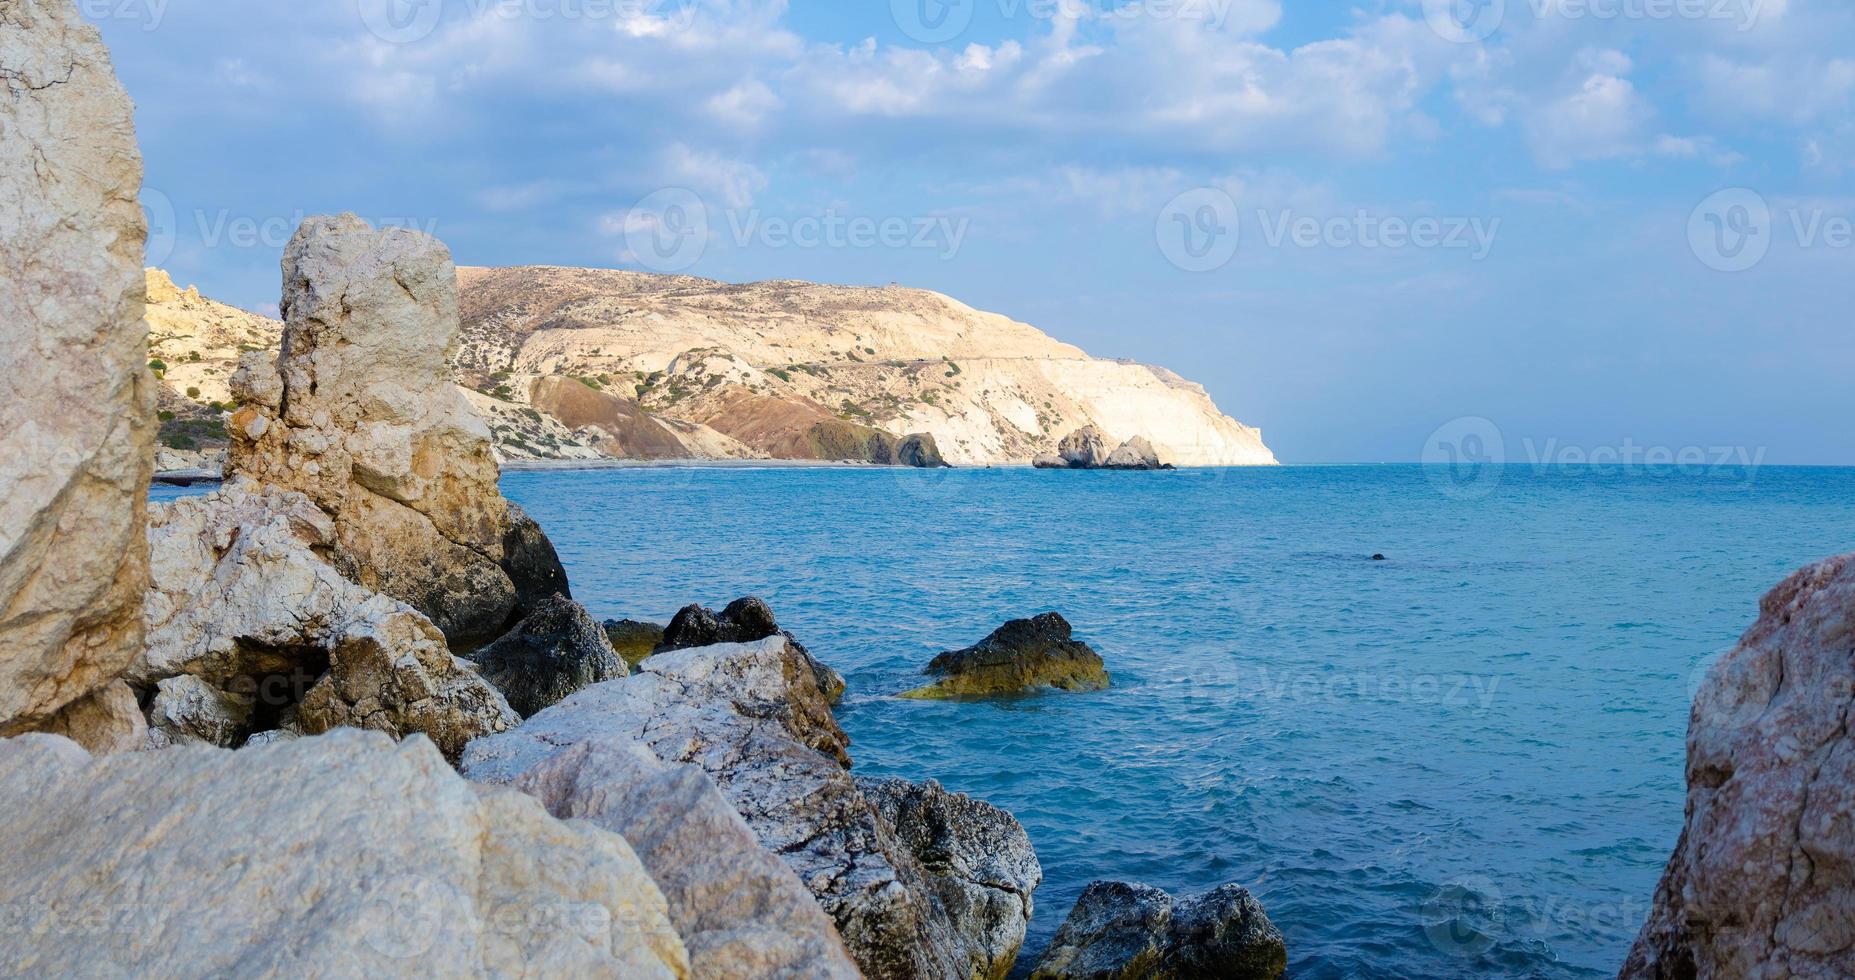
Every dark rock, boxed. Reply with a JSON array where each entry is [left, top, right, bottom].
[[1030, 880, 1287, 980], [1371, 554, 1387, 562], [470, 595, 624, 718], [1103, 436, 1171, 471], [897, 433, 950, 468], [902, 612, 1109, 699], [499, 502, 571, 613], [860, 777, 1044, 980], [657, 597, 844, 702], [603, 619, 665, 669], [1031, 454, 1068, 470]]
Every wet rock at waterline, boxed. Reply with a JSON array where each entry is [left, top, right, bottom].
[[1622, 552, 1855, 980], [861, 776, 1044, 980], [469, 594, 624, 718], [1030, 880, 1288, 980], [604, 618, 667, 669], [902, 612, 1110, 699], [656, 596, 845, 701]]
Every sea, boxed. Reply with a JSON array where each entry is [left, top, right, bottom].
[[153, 463, 1855, 977]]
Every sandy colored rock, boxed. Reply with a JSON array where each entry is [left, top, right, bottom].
[[1622, 553, 1855, 980], [479, 735, 861, 979], [903, 613, 1111, 700], [1104, 435, 1169, 471], [463, 637, 964, 979], [1058, 426, 1112, 469], [226, 215, 563, 643], [35, 679, 145, 755], [529, 374, 689, 459], [139, 480, 519, 759], [861, 777, 1044, 980], [0, 729, 690, 977], [454, 265, 1276, 466], [147, 673, 252, 748], [0, 0, 154, 736]]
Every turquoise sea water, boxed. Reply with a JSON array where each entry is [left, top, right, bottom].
[[157, 464, 1855, 977]]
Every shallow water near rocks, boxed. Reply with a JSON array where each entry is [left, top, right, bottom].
[[154, 464, 1855, 977]]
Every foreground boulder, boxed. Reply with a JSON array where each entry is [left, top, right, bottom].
[[469, 594, 624, 718], [1030, 880, 1287, 980], [0, 730, 690, 976], [1622, 553, 1855, 979], [481, 736, 860, 978], [139, 480, 519, 759], [464, 637, 1021, 979], [861, 777, 1044, 980], [226, 214, 566, 644], [903, 612, 1110, 699], [0, 0, 154, 741]]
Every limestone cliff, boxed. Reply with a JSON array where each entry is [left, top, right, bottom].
[[146, 265, 1278, 468]]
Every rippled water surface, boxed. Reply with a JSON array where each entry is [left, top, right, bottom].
[[196, 465, 1855, 977]]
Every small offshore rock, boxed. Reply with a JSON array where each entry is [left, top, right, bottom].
[[897, 432, 950, 468], [1057, 426, 1112, 469], [1030, 880, 1287, 980], [1103, 435, 1171, 471], [1031, 453, 1069, 470], [604, 619, 667, 669], [902, 612, 1110, 699], [1372, 554, 1387, 562], [470, 594, 624, 718]]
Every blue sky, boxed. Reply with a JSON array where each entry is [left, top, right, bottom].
[[95, 0, 1854, 463]]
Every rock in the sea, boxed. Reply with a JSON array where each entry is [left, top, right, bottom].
[[903, 612, 1110, 699], [483, 735, 861, 979], [605, 619, 667, 669], [226, 214, 566, 644], [0, 0, 154, 738], [861, 777, 1044, 980], [463, 636, 963, 979], [1030, 880, 1287, 980], [1058, 426, 1112, 469], [1622, 552, 1855, 980], [139, 480, 518, 760], [470, 594, 624, 718], [897, 433, 951, 469], [1032, 453, 1069, 470], [502, 500, 572, 611], [0, 729, 690, 976], [1104, 436, 1171, 471]]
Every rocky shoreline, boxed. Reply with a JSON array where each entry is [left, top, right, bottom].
[[0, 6, 1287, 975]]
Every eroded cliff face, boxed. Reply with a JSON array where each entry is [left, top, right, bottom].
[[0, 0, 154, 738], [1622, 553, 1855, 980], [453, 265, 1278, 466]]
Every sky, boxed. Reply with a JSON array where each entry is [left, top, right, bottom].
[[92, 0, 1855, 464]]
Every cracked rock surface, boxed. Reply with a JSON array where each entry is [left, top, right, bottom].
[[1622, 552, 1855, 979]]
